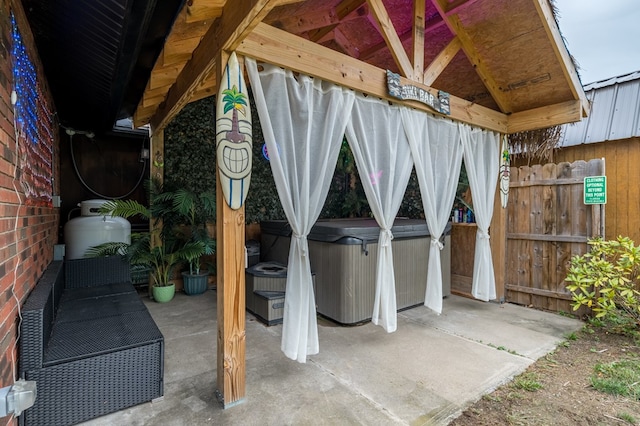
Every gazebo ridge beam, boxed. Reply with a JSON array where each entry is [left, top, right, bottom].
[[412, 0, 426, 83]]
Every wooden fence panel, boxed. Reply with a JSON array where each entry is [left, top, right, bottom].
[[523, 137, 640, 245], [505, 159, 604, 313]]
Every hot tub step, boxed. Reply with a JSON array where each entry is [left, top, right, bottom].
[[246, 261, 288, 292], [249, 290, 285, 326]]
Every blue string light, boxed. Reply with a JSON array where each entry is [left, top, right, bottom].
[[11, 12, 54, 205]]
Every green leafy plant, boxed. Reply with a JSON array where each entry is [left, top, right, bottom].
[[87, 180, 208, 289], [565, 236, 640, 335], [164, 188, 216, 275]]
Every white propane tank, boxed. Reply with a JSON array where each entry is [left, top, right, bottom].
[[63, 199, 131, 260]]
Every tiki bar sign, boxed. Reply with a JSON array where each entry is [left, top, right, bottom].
[[386, 70, 450, 115]]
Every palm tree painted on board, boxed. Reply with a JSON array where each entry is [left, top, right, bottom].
[[216, 60, 253, 209]]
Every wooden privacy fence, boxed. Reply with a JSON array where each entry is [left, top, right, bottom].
[[504, 159, 605, 313]]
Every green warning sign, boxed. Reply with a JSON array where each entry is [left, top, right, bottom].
[[584, 176, 606, 205]]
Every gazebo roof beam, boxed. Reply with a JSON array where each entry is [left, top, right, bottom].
[[430, 0, 512, 113], [237, 22, 508, 133], [532, 0, 590, 116], [366, 0, 414, 79], [413, 0, 426, 83], [423, 36, 461, 86]]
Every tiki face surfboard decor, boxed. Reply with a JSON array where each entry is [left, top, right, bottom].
[[216, 52, 252, 210], [500, 136, 510, 208]]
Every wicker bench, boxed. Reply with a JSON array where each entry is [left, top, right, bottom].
[[19, 256, 164, 426]]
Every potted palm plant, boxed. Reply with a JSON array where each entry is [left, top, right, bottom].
[[87, 181, 207, 302], [168, 188, 216, 295]]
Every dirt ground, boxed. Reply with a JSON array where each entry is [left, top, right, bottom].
[[449, 326, 640, 426]]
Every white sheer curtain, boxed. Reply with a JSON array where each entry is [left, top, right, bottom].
[[246, 58, 355, 362], [345, 95, 414, 332], [460, 124, 501, 301], [401, 109, 463, 314]]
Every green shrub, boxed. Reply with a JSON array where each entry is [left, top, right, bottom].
[[565, 236, 640, 335]]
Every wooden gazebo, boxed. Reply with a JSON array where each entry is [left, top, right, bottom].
[[130, 0, 588, 407]]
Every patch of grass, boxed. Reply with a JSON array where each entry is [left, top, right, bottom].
[[512, 372, 543, 392], [591, 359, 640, 399], [565, 332, 578, 341], [482, 394, 501, 403], [506, 410, 539, 425], [617, 412, 637, 424], [505, 391, 524, 400]]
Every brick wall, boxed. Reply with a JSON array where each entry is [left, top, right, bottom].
[[0, 1, 60, 425]]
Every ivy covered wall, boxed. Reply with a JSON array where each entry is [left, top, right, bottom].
[[164, 94, 427, 225]]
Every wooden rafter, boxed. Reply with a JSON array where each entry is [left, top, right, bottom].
[[237, 22, 508, 132], [440, 0, 480, 15], [271, 7, 339, 34], [508, 99, 582, 133], [413, 0, 426, 83], [134, 0, 589, 136], [423, 36, 461, 86], [307, 0, 367, 42], [359, 27, 412, 61], [358, 12, 445, 63], [334, 27, 361, 58], [532, 0, 589, 116], [149, 0, 292, 132], [134, 4, 219, 126], [186, 0, 225, 24], [149, 65, 183, 90], [366, 0, 413, 79], [190, 73, 218, 103], [161, 36, 203, 67], [430, 0, 511, 113]]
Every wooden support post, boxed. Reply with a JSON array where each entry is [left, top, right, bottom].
[[215, 52, 247, 408], [490, 178, 507, 303]]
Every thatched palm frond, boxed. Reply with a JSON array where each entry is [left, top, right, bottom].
[[508, 125, 563, 164]]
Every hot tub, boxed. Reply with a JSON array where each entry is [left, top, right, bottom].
[[260, 218, 451, 325]]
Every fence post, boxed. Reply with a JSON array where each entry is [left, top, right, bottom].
[[490, 183, 507, 302]]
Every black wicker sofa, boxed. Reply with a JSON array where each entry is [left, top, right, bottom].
[[19, 256, 164, 426]]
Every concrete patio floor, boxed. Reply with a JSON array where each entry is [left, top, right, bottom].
[[79, 289, 583, 426]]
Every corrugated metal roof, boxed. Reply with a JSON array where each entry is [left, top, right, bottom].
[[559, 70, 640, 147]]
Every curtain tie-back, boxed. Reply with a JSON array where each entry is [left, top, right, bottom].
[[478, 230, 490, 240], [293, 233, 307, 257], [430, 237, 444, 250], [381, 229, 394, 247]]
